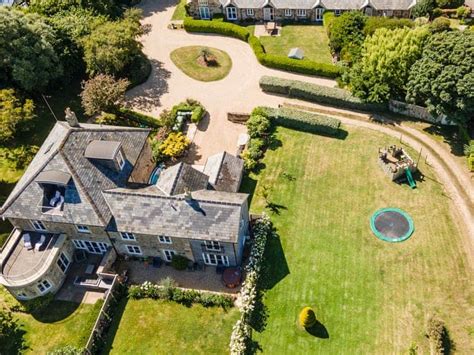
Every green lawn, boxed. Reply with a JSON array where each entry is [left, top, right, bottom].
[[0, 287, 102, 353], [170, 46, 232, 82], [103, 299, 239, 354], [245, 126, 473, 354], [257, 25, 333, 64], [171, 0, 187, 20]]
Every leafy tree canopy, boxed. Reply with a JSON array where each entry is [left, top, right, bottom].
[[0, 89, 35, 143], [327, 11, 367, 61], [82, 8, 143, 76], [80, 74, 129, 116], [28, 0, 122, 17], [349, 27, 429, 103], [0, 310, 26, 353], [412, 0, 437, 19], [0, 7, 63, 91], [406, 31, 474, 126]]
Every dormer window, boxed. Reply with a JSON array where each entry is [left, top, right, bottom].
[[84, 140, 125, 171]]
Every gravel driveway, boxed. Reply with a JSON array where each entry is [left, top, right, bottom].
[[126, 0, 336, 163]]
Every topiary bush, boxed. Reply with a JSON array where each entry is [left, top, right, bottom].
[[170, 254, 190, 270], [246, 114, 271, 138], [299, 307, 317, 328], [190, 105, 205, 123]]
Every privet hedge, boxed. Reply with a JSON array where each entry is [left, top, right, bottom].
[[183, 18, 342, 78], [259, 76, 387, 112], [118, 107, 161, 128]]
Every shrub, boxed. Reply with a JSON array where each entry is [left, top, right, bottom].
[[118, 107, 161, 128], [190, 105, 205, 123], [246, 114, 271, 138], [437, 0, 463, 9], [170, 254, 190, 270], [126, 51, 152, 88], [183, 17, 250, 41], [247, 138, 265, 160], [268, 107, 341, 136], [456, 6, 471, 19], [261, 54, 343, 78], [259, 76, 386, 112], [241, 150, 258, 171], [426, 316, 451, 354], [430, 17, 451, 32], [47, 345, 84, 355], [363, 17, 414, 36], [159, 132, 190, 158], [299, 307, 317, 328], [323, 11, 335, 28]]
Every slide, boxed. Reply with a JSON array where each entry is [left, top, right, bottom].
[[405, 168, 416, 189]]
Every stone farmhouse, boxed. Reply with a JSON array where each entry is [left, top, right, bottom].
[[0, 113, 249, 300], [188, 0, 418, 21]]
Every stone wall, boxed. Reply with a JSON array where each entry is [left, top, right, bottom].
[[388, 100, 453, 125]]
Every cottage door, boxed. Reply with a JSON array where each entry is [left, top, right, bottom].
[[199, 6, 210, 20], [263, 7, 274, 21], [315, 8, 323, 21]]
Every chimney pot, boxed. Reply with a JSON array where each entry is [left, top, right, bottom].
[[65, 107, 80, 127]]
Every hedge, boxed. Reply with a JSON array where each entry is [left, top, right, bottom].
[[259, 76, 387, 112], [183, 17, 249, 41], [118, 107, 161, 128], [184, 17, 342, 79]]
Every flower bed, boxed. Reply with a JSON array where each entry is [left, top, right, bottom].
[[229, 215, 274, 355]]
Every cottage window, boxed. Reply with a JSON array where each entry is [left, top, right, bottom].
[[16, 291, 28, 299], [116, 150, 125, 170], [246, 9, 254, 16], [126, 245, 142, 255], [163, 249, 176, 262], [37, 279, 52, 294], [284, 9, 292, 17], [202, 253, 229, 266], [205, 240, 221, 251], [76, 225, 90, 233], [226, 6, 237, 20], [57, 252, 70, 273], [158, 235, 172, 244], [334, 9, 341, 16], [32, 220, 47, 232], [121, 232, 136, 241], [198, 0, 208, 5], [297, 9, 306, 17], [73, 239, 108, 254]]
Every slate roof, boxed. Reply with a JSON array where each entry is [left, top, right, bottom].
[[156, 163, 209, 196], [220, 0, 415, 9], [0, 122, 151, 226], [103, 187, 248, 242], [203, 152, 244, 193]]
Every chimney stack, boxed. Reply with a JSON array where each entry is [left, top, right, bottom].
[[65, 107, 80, 127], [184, 187, 193, 202]]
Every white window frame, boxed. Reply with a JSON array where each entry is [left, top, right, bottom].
[[76, 225, 90, 234], [116, 150, 125, 170], [32, 220, 47, 232], [315, 7, 324, 21], [37, 279, 52, 294], [246, 8, 254, 16], [202, 253, 230, 266], [126, 245, 142, 255], [198, 0, 208, 5], [334, 9, 341, 16], [297, 9, 306, 17], [158, 235, 172, 244], [226, 6, 237, 20], [284, 9, 292, 17], [205, 240, 221, 251], [16, 291, 28, 300], [199, 6, 210, 19], [73, 239, 108, 254], [163, 249, 176, 262], [120, 232, 136, 241], [57, 252, 70, 273]]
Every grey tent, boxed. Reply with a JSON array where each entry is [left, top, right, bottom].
[[288, 48, 304, 60]]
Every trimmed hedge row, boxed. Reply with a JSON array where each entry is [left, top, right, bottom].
[[263, 106, 341, 135], [118, 107, 161, 128], [259, 76, 387, 112], [183, 17, 342, 78], [183, 17, 249, 41]]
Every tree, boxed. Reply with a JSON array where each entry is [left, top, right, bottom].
[[327, 11, 367, 63], [28, 0, 121, 17], [412, 0, 436, 19], [349, 27, 429, 103], [82, 9, 143, 76], [246, 114, 271, 138], [80, 74, 129, 116], [0, 89, 35, 142], [406, 31, 474, 126], [0, 310, 25, 353], [0, 7, 63, 91], [299, 307, 316, 328]]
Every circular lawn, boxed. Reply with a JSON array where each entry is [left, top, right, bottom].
[[170, 46, 232, 82]]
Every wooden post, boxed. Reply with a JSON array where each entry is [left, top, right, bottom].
[[416, 148, 422, 166], [399, 134, 403, 143]]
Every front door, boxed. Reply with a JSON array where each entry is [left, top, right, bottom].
[[315, 8, 323, 21], [199, 6, 210, 20], [263, 7, 274, 21]]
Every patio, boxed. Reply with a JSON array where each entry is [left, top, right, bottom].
[[116, 259, 241, 294]]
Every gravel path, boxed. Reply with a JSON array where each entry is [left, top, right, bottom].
[[127, 0, 336, 163]]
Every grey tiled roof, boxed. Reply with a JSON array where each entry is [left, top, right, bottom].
[[220, 0, 415, 9], [0, 122, 151, 226], [370, 0, 415, 9], [203, 152, 244, 193], [156, 163, 209, 196], [103, 187, 248, 242]]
